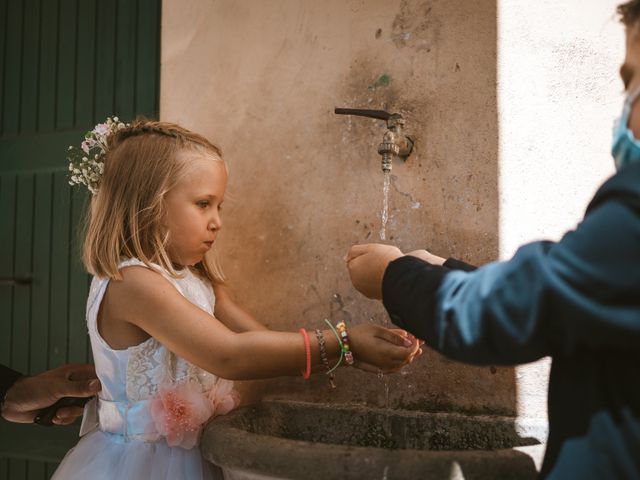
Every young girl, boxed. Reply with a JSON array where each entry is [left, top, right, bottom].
[[52, 118, 421, 479]]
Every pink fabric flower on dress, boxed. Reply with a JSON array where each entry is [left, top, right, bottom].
[[150, 382, 213, 449], [207, 378, 240, 416]]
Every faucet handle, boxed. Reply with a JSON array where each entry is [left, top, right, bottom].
[[334, 108, 393, 121]]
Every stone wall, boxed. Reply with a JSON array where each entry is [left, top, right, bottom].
[[161, 0, 623, 437]]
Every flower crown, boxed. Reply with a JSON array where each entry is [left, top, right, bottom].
[[67, 117, 129, 194]]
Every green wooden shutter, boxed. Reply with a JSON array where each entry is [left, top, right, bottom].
[[0, 0, 160, 477]]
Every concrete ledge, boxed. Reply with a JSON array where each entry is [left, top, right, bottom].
[[202, 400, 546, 480]]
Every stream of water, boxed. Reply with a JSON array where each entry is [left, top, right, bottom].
[[379, 171, 391, 408], [379, 171, 391, 241]]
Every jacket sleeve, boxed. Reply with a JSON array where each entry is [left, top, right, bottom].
[[443, 258, 478, 272], [0, 364, 23, 408], [382, 198, 640, 365]]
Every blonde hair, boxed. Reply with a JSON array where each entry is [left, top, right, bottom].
[[82, 119, 226, 284]]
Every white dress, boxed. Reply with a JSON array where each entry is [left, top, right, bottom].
[[52, 258, 232, 480]]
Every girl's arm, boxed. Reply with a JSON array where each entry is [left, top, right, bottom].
[[212, 284, 268, 333], [104, 266, 416, 381]]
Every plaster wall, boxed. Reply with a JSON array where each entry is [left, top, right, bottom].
[[161, 0, 624, 435]]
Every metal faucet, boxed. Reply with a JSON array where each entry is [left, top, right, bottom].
[[335, 108, 414, 173]]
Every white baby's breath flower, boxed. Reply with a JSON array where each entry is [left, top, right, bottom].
[[67, 116, 129, 194]]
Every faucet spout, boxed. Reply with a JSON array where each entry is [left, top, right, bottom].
[[378, 130, 400, 173], [335, 107, 414, 173]]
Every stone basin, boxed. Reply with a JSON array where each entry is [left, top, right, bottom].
[[202, 400, 545, 480]]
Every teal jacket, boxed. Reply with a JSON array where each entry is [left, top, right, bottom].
[[383, 162, 640, 478]]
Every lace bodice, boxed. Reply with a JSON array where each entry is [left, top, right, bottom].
[[86, 258, 219, 404]]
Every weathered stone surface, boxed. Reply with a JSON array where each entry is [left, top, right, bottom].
[[203, 401, 544, 479]]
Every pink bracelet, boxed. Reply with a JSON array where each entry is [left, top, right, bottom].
[[299, 328, 311, 380]]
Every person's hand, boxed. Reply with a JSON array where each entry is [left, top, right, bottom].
[[1, 364, 101, 425], [405, 249, 446, 266], [390, 329, 425, 365], [348, 324, 422, 373], [345, 244, 403, 299]]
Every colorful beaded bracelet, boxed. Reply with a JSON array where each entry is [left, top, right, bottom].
[[336, 321, 354, 365]]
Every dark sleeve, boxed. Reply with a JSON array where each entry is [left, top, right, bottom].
[[443, 258, 478, 272], [383, 199, 640, 365], [0, 364, 23, 407]]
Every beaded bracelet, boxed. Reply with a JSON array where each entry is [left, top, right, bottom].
[[336, 321, 354, 365], [299, 328, 311, 380], [315, 329, 336, 389]]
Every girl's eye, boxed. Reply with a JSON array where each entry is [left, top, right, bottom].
[[197, 201, 209, 209]]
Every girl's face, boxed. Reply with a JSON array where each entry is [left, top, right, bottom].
[[164, 150, 227, 267]]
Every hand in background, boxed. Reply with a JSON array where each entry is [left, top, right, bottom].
[[405, 249, 446, 266], [348, 324, 423, 373], [2, 364, 101, 425], [345, 244, 403, 299]]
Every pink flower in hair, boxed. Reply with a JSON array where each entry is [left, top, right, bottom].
[[80, 140, 90, 154], [207, 378, 239, 416], [150, 382, 213, 449], [93, 123, 109, 136]]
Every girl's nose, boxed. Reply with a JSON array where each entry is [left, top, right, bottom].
[[208, 213, 222, 231]]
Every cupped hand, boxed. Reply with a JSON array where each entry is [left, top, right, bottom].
[[345, 244, 403, 299], [348, 324, 422, 374], [1, 363, 101, 424]]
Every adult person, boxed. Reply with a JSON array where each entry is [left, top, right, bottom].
[[1, 364, 100, 425], [345, 1, 640, 478]]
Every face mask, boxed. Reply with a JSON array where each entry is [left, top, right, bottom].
[[612, 87, 640, 171]]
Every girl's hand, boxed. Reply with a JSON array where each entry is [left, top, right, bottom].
[[348, 324, 422, 373]]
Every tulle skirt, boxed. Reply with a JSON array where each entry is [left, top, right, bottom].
[[51, 430, 223, 480]]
